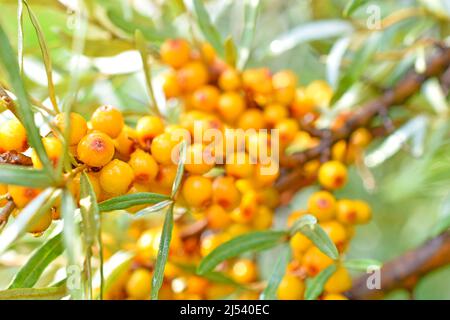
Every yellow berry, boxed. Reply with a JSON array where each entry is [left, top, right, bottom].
[[290, 232, 312, 253], [206, 204, 232, 230], [302, 246, 334, 276], [177, 61, 209, 92], [27, 210, 52, 234], [275, 118, 299, 145], [321, 220, 348, 249], [230, 259, 257, 284], [150, 132, 180, 165], [237, 109, 266, 130], [128, 149, 158, 184], [336, 199, 358, 225], [136, 116, 165, 148], [323, 293, 348, 300], [126, 268, 152, 299], [252, 206, 273, 230], [354, 200, 372, 224], [191, 85, 220, 112], [272, 70, 297, 105], [212, 176, 241, 210], [305, 80, 333, 108], [318, 161, 348, 190], [0, 118, 28, 153], [218, 68, 241, 91], [263, 103, 288, 128], [182, 176, 212, 208], [8, 185, 41, 208], [324, 267, 352, 294], [53, 112, 87, 145], [99, 159, 134, 196], [277, 275, 305, 300], [184, 143, 214, 175], [162, 71, 181, 98], [200, 233, 224, 257], [91, 105, 124, 139], [225, 152, 254, 179], [31, 137, 62, 169], [160, 38, 191, 69], [77, 132, 115, 167], [307, 191, 336, 222], [69, 172, 102, 202], [156, 164, 177, 189], [217, 92, 246, 123], [114, 126, 136, 158]]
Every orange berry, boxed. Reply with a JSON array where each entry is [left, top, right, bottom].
[[324, 267, 352, 294], [218, 68, 241, 91], [27, 210, 53, 234], [156, 164, 177, 189], [354, 200, 372, 224], [302, 246, 334, 276], [306, 80, 333, 107], [150, 132, 180, 165], [53, 112, 87, 145], [277, 275, 305, 300], [177, 61, 209, 92], [182, 175, 212, 208], [114, 126, 136, 158], [291, 87, 315, 118], [162, 71, 181, 98], [200, 42, 216, 64], [252, 205, 274, 230], [287, 209, 307, 227], [217, 92, 246, 123], [237, 109, 266, 130], [200, 233, 224, 257], [8, 185, 41, 208], [0, 118, 28, 153], [331, 140, 347, 162], [160, 38, 191, 69], [225, 152, 254, 179], [136, 116, 165, 148], [212, 176, 241, 210], [69, 172, 102, 202], [31, 137, 62, 169], [307, 191, 336, 222], [191, 85, 220, 112], [318, 161, 348, 190], [272, 70, 297, 105], [184, 143, 215, 175], [99, 159, 134, 196], [336, 199, 358, 225], [263, 103, 288, 128], [206, 204, 232, 230], [275, 118, 299, 144], [230, 259, 257, 284], [323, 293, 348, 300], [126, 268, 152, 299], [290, 232, 312, 253], [128, 149, 158, 184], [243, 68, 273, 95], [91, 105, 124, 139], [321, 220, 347, 249], [77, 132, 114, 167]]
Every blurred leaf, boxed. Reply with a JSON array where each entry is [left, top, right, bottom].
[[9, 233, 64, 289], [192, 0, 224, 56], [343, 0, 369, 17], [17, 0, 24, 72], [224, 36, 237, 68], [59, 32, 133, 57], [326, 37, 350, 89], [260, 245, 291, 300], [197, 230, 288, 275], [0, 286, 67, 300], [0, 165, 54, 188], [238, 0, 260, 69], [134, 200, 173, 218], [98, 193, 171, 212], [151, 203, 174, 300], [344, 259, 382, 271], [289, 214, 318, 235], [171, 140, 186, 198], [173, 263, 243, 288], [422, 78, 448, 115], [305, 264, 337, 300]]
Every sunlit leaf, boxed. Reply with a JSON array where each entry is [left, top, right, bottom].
[[0, 286, 67, 300], [0, 164, 55, 188], [260, 245, 291, 300], [134, 200, 173, 218], [224, 36, 237, 68], [343, 0, 370, 17], [238, 0, 260, 69], [192, 0, 224, 56], [344, 259, 382, 271], [171, 140, 186, 198], [98, 192, 171, 212], [305, 264, 337, 300]]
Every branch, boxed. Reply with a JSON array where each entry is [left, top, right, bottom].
[[347, 230, 450, 300], [0, 151, 33, 166]]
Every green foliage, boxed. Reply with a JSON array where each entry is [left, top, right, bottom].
[[98, 193, 171, 212], [305, 264, 337, 300]]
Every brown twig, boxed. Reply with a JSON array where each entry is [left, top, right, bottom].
[[0, 151, 33, 166], [0, 200, 15, 230], [347, 230, 450, 300]]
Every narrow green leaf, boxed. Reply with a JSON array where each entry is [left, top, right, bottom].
[[9, 233, 64, 289], [192, 0, 224, 56], [224, 36, 238, 68], [0, 164, 54, 188], [297, 222, 339, 260], [151, 203, 174, 300], [305, 264, 337, 300], [343, 0, 369, 17], [98, 192, 171, 212], [0, 188, 53, 256], [174, 263, 243, 288], [0, 22, 54, 178], [238, 0, 260, 69], [0, 286, 67, 300], [343, 259, 382, 271], [197, 230, 288, 275], [289, 214, 317, 235], [171, 140, 186, 198], [17, 0, 24, 72], [134, 200, 173, 218], [23, 0, 59, 113], [260, 245, 291, 300]]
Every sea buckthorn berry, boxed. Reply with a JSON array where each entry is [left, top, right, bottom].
[[136, 116, 165, 148], [31, 137, 62, 169], [323, 293, 348, 300], [201, 42, 216, 64], [186, 276, 209, 296], [91, 105, 124, 139], [305, 80, 334, 108], [275, 118, 299, 144], [318, 160, 348, 190], [0, 184, 7, 206], [230, 259, 257, 284], [302, 246, 334, 276], [177, 61, 209, 92], [324, 267, 352, 294], [237, 109, 266, 130], [212, 176, 241, 210], [287, 209, 307, 227], [272, 70, 297, 105], [162, 71, 181, 98], [350, 127, 372, 148], [114, 126, 136, 158], [257, 187, 280, 209], [252, 206, 274, 230], [182, 176, 213, 208], [336, 199, 358, 224], [184, 143, 214, 175], [27, 211, 53, 234], [218, 68, 241, 91], [354, 200, 372, 224], [160, 38, 191, 69], [307, 191, 336, 221], [8, 185, 41, 208], [53, 112, 87, 145], [225, 152, 254, 179], [156, 164, 177, 189], [191, 85, 220, 112], [137, 228, 161, 262], [263, 103, 288, 128], [277, 275, 305, 300], [77, 132, 114, 167], [321, 220, 347, 249], [332, 140, 347, 162], [206, 204, 231, 230], [217, 92, 246, 123], [99, 159, 134, 196], [150, 132, 180, 165], [254, 162, 279, 187], [126, 268, 153, 300], [128, 149, 158, 184], [291, 87, 315, 118], [69, 172, 102, 202], [200, 233, 223, 257], [290, 232, 312, 253], [243, 68, 273, 95], [0, 118, 28, 153]]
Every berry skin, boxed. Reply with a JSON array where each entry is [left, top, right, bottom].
[[77, 132, 115, 168], [212, 176, 241, 210], [8, 185, 41, 208], [69, 172, 102, 202], [26, 210, 53, 234], [302, 246, 334, 276], [305, 80, 333, 108], [162, 71, 181, 98], [350, 127, 372, 148], [275, 118, 299, 145], [318, 161, 348, 190], [156, 164, 177, 189], [217, 92, 246, 123], [272, 70, 297, 105], [31, 137, 63, 169], [322, 293, 348, 300], [136, 116, 165, 148], [160, 38, 191, 69], [99, 159, 134, 196], [230, 259, 257, 284], [200, 233, 224, 257], [324, 267, 352, 294], [243, 68, 273, 95], [291, 87, 315, 118], [331, 140, 347, 162], [277, 275, 305, 300], [126, 268, 153, 300], [114, 126, 136, 158], [225, 152, 254, 179], [0, 118, 28, 153], [177, 61, 209, 92], [263, 103, 288, 128], [128, 149, 158, 184], [0, 184, 7, 206], [53, 112, 87, 145], [321, 220, 347, 249], [200, 42, 216, 64], [206, 204, 232, 230], [218, 68, 241, 91], [287, 209, 307, 228], [252, 206, 274, 230], [353, 200, 372, 224], [290, 232, 312, 253], [237, 109, 266, 130], [191, 85, 220, 112], [307, 190, 336, 221], [91, 105, 124, 139], [150, 132, 180, 165], [184, 143, 214, 175], [336, 199, 358, 224], [182, 176, 213, 208], [136, 228, 161, 262]]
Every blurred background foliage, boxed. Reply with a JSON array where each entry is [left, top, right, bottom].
[[0, 0, 449, 299]]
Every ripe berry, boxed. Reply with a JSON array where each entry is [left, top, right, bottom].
[[290, 232, 312, 253], [26, 211, 53, 234], [331, 140, 347, 163], [184, 143, 214, 175], [217, 92, 246, 123], [182, 175, 213, 208], [156, 164, 177, 189], [307, 191, 336, 221], [114, 126, 136, 158], [324, 267, 352, 294], [200, 233, 224, 257], [0, 118, 28, 153], [137, 228, 161, 262], [322, 293, 348, 300], [263, 103, 288, 128], [305, 80, 333, 107], [206, 204, 231, 230], [136, 116, 165, 148], [150, 132, 180, 165], [99, 159, 134, 196], [321, 220, 348, 249], [291, 87, 315, 118], [237, 109, 266, 130], [212, 176, 241, 210], [8, 185, 41, 208], [177, 61, 209, 92], [69, 172, 102, 202], [225, 152, 254, 179], [126, 268, 153, 300], [277, 275, 305, 300], [318, 160, 348, 190], [354, 200, 372, 224], [128, 149, 158, 184], [275, 118, 299, 144], [252, 206, 274, 230], [243, 68, 273, 95], [53, 112, 87, 145], [191, 85, 220, 112], [77, 131, 115, 167], [200, 42, 216, 64], [91, 105, 124, 139], [336, 199, 358, 224], [31, 137, 62, 169], [160, 38, 191, 69], [162, 71, 181, 99], [218, 68, 241, 91], [272, 70, 297, 105], [230, 259, 257, 284], [350, 127, 372, 148], [302, 246, 334, 276]]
